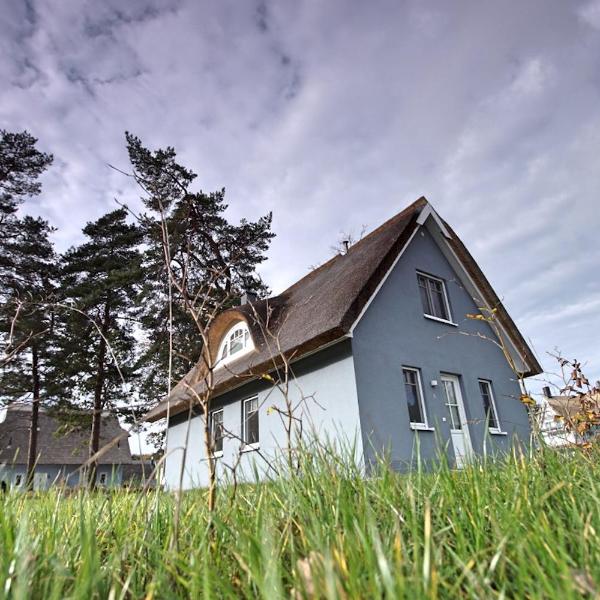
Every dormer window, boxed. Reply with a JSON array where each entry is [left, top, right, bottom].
[[217, 322, 254, 367]]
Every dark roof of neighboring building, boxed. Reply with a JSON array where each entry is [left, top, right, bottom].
[[546, 392, 600, 420], [147, 197, 542, 422], [0, 405, 135, 465]]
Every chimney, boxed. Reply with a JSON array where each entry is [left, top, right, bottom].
[[342, 240, 350, 254], [240, 291, 258, 305], [542, 386, 552, 399]]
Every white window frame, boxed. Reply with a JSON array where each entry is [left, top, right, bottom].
[[241, 396, 260, 450], [209, 408, 224, 458], [416, 271, 455, 325], [216, 322, 254, 369], [478, 379, 504, 434], [98, 472, 108, 486], [14, 474, 23, 487], [403, 367, 433, 431]]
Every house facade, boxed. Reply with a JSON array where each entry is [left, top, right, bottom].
[[147, 198, 541, 489], [0, 405, 137, 490]]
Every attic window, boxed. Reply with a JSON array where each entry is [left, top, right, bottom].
[[217, 322, 253, 368], [417, 272, 452, 323]]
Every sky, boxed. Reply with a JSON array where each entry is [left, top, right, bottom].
[[2, 0, 600, 393]]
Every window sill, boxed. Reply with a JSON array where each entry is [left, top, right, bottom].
[[488, 430, 508, 436], [241, 443, 260, 453], [201, 451, 223, 462], [410, 424, 435, 432], [424, 314, 458, 327]]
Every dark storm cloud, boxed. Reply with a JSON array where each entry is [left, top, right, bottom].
[[1, 0, 599, 384]]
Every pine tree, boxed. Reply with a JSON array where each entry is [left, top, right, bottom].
[[53, 208, 143, 487], [0, 130, 53, 489], [0, 216, 56, 489], [0, 130, 53, 291], [124, 133, 275, 426]]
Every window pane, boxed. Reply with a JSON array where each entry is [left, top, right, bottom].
[[418, 276, 433, 315], [247, 411, 259, 444], [479, 381, 498, 430], [403, 369, 424, 424], [403, 368, 417, 386], [450, 404, 462, 430], [244, 398, 259, 445], [430, 281, 449, 320], [230, 329, 244, 355], [211, 410, 224, 453], [443, 381, 462, 430]]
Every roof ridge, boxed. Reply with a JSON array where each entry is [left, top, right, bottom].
[[278, 196, 428, 298]]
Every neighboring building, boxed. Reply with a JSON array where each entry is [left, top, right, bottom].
[[146, 197, 542, 489], [122, 458, 158, 489], [0, 405, 137, 490], [537, 386, 600, 446]]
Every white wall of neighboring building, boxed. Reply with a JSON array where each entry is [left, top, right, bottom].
[[537, 399, 576, 447], [163, 341, 363, 490]]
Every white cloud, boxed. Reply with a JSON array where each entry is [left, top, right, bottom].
[[578, 0, 600, 30], [510, 58, 554, 97]]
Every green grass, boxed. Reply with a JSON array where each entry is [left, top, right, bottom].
[[1, 444, 600, 599]]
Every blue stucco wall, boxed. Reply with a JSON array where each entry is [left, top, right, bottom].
[[352, 226, 531, 469], [0, 464, 123, 489]]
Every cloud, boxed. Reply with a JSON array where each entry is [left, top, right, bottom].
[[578, 0, 600, 29], [1, 0, 599, 386]]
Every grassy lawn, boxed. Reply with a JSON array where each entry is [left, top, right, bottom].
[[1, 445, 599, 599]]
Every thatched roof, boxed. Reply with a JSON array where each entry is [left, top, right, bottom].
[[147, 197, 541, 422], [547, 392, 600, 420], [0, 405, 135, 465]]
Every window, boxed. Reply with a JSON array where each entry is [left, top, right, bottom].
[[14, 474, 22, 487], [98, 472, 107, 485], [403, 368, 428, 427], [217, 322, 253, 367], [242, 397, 259, 447], [479, 380, 501, 432], [417, 272, 451, 322], [209, 409, 224, 455], [442, 378, 462, 430]]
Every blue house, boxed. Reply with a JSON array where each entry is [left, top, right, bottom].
[[146, 197, 541, 489], [0, 405, 137, 489]]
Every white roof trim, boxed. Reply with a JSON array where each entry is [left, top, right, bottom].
[[348, 225, 420, 335], [427, 223, 530, 374], [416, 203, 451, 239]]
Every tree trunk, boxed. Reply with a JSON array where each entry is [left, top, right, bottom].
[[25, 343, 40, 491], [88, 301, 110, 489]]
